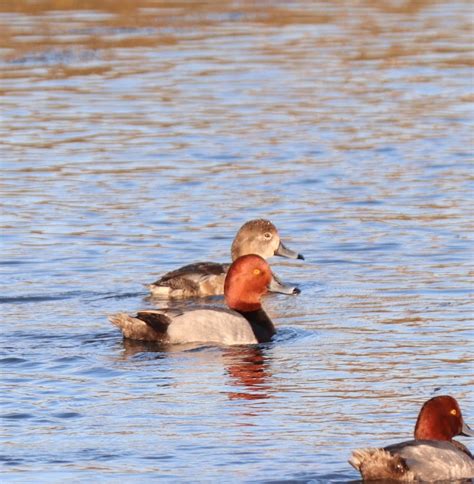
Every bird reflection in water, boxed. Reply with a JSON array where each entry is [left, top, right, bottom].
[[222, 346, 272, 401], [120, 338, 168, 358], [118, 340, 272, 401]]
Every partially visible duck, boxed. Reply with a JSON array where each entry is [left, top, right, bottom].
[[349, 395, 474, 481], [148, 219, 304, 298], [111, 254, 281, 345]]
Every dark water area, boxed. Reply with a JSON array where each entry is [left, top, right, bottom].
[[1, 1, 473, 482]]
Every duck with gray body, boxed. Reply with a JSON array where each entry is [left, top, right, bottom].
[[111, 255, 279, 345], [109, 307, 274, 346], [349, 395, 474, 481]]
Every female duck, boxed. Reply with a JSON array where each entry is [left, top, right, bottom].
[[349, 395, 474, 481], [111, 254, 279, 345], [148, 219, 304, 298]]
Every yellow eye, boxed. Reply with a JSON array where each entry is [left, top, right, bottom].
[[253, 268, 261, 276], [450, 409, 457, 416]]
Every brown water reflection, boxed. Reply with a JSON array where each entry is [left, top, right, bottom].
[[2, 0, 472, 69]]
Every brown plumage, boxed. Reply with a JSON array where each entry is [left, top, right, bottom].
[[148, 219, 303, 298]]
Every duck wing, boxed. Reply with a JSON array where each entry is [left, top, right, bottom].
[[385, 440, 474, 481], [152, 262, 228, 285], [149, 262, 230, 297]]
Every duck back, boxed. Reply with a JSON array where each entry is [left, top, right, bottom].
[[149, 262, 229, 297], [166, 308, 259, 345], [386, 440, 474, 481]]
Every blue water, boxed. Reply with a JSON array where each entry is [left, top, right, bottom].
[[1, 1, 473, 482]]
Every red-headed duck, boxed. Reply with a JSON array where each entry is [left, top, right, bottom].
[[148, 219, 304, 298], [111, 255, 280, 345], [349, 395, 474, 481]]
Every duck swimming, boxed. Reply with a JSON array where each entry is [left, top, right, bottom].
[[349, 395, 474, 481], [111, 254, 280, 345], [148, 219, 304, 298]]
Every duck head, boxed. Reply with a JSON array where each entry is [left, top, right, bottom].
[[224, 254, 272, 312], [414, 395, 474, 441], [231, 219, 304, 261]]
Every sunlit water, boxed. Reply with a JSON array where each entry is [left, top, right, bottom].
[[1, 1, 473, 482]]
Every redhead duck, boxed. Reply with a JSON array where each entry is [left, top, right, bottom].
[[110, 255, 280, 345], [349, 395, 474, 481], [148, 219, 304, 298]]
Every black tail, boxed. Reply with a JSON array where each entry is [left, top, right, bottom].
[[137, 311, 171, 334]]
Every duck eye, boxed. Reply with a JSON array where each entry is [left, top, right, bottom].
[[450, 409, 457, 416], [253, 268, 261, 276], [263, 232, 272, 240]]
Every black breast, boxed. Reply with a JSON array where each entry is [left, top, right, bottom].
[[239, 309, 276, 343]]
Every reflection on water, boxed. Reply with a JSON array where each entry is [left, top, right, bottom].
[[223, 347, 272, 401], [1, 0, 473, 481], [120, 341, 273, 401]]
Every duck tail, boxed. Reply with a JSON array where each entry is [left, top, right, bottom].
[[349, 448, 411, 481], [108, 311, 171, 341], [109, 312, 132, 330], [108, 313, 142, 339], [349, 448, 378, 471]]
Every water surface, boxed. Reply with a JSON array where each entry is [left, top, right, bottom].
[[1, 1, 473, 482]]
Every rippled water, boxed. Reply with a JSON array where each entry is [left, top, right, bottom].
[[1, 1, 473, 482]]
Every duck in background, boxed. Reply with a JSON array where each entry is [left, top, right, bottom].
[[111, 254, 281, 345], [349, 395, 474, 481], [148, 219, 304, 298]]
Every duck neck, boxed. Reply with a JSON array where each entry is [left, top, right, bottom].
[[237, 308, 276, 343]]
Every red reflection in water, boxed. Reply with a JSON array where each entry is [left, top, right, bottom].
[[222, 346, 272, 401]]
